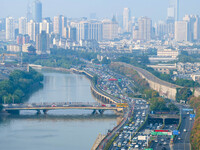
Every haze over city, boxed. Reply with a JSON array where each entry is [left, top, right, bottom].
[[1, 0, 200, 150], [1, 0, 200, 21]]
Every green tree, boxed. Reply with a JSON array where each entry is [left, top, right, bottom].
[[0, 104, 3, 111], [168, 103, 179, 111], [28, 45, 36, 54], [176, 88, 192, 102], [92, 75, 98, 85], [101, 57, 111, 65], [92, 59, 100, 64]]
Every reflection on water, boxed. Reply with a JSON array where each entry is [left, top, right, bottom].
[[0, 70, 117, 150]]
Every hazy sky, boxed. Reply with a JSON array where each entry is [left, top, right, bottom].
[[1, 0, 200, 22]]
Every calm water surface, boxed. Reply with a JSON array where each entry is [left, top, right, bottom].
[[0, 70, 117, 150]]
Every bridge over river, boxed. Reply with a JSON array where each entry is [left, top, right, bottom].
[[3, 102, 124, 115]]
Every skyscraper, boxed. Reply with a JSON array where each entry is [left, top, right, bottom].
[[168, 0, 179, 21], [102, 19, 119, 40], [19, 17, 27, 35], [182, 15, 200, 42], [33, 0, 42, 23], [88, 21, 103, 41], [6, 17, 15, 41], [123, 8, 131, 32], [53, 15, 67, 37], [137, 17, 152, 41], [27, 20, 39, 41], [71, 21, 89, 41], [40, 19, 53, 34], [68, 27, 77, 41], [36, 31, 49, 54], [175, 21, 189, 42]]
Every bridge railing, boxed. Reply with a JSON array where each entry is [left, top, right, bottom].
[[3, 102, 119, 109]]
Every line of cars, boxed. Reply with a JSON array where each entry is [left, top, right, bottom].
[[111, 99, 149, 150]]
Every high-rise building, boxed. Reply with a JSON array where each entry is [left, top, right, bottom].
[[27, 20, 39, 41], [71, 21, 103, 41], [102, 19, 119, 40], [33, 0, 42, 23], [53, 15, 67, 37], [123, 8, 131, 32], [168, 0, 179, 21], [71, 21, 89, 41], [36, 30, 49, 54], [68, 27, 77, 41], [19, 17, 27, 35], [88, 21, 103, 41], [182, 15, 200, 42], [6, 17, 15, 41], [155, 21, 168, 40], [194, 16, 200, 41], [175, 21, 189, 42], [40, 19, 53, 34], [136, 17, 152, 41]]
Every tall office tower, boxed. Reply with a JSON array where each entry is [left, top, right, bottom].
[[88, 21, 103, 41], [183, 15, 196, 42], [71, 21, 89, 41], [27, 2, 32, 22], [6, 17, 15, 41], [33, 0, 42, 23], [193, 16, 200, 41], [123, 8, 131, 32], [137, 17, 152, 41], [61, 16, 67, 38], [102, 18, 119, 40], [19, 17, 27, 35], [39, 19, 52, 34], [68, 27, 77, 41], [53, 15, 67, 37], [175, 21, 189, 42], [168, 0, 179, 21], [155, 21, 168, 40], [27, 20, 39, 41], [36, 30, 49, 54], [183, 15, 200, 41]]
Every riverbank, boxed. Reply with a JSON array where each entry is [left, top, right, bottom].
[[29, 64, 71, 72], [0, 68, 43, 111]]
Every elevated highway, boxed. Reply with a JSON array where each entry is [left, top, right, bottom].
[[114, 62, 182, 100]]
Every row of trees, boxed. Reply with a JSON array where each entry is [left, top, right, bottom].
[[109, 63, 179, 112], [0, 68, 43, 104], [189, 96, 200, 149], [23, 48, 98, 69], [176, 88, 193, 102]]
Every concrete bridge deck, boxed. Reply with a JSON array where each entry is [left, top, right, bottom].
[[3, 102, 124, 114]]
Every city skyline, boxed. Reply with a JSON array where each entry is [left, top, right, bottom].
[[1, 0, 200, 22]]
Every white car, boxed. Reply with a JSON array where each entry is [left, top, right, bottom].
[[184, 129, 187, 132]]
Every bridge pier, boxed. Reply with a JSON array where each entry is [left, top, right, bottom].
[[92, 110, 98, 115], [98, 110, 105, 115], [36, 110, 41, 115], [43, 110, 48, 114], [163, 118, 165, 125]]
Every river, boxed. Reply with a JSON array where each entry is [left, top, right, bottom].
[[0, 70, 117, 150]]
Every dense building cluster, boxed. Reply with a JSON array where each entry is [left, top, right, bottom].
[[0, 0, 200, 56]]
